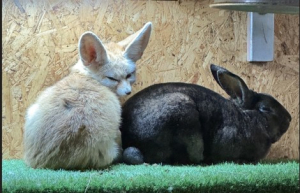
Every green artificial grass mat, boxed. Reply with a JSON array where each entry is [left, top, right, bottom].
[[2, 159, 299, 193]]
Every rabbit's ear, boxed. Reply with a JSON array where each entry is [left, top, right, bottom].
[[210, 64, 250, 104], [79, 32, 109, 67], [118, 22, 152, 62]]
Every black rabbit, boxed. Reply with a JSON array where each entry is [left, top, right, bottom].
[[120, 64, 291, 165]]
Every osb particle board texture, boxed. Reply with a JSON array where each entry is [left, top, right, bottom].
[[2, 0, 299, 160]]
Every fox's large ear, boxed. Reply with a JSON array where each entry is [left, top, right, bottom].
[[79, 32, 108, 67], [210, 64, 251, 105], [118, 22, 152, 62]]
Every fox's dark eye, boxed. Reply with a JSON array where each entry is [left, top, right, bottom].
[[259, 106, 272, 113], [126, 74, 131, 79], [107, 77, 119, 81]]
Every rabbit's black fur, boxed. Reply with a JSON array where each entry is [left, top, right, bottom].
[[120, 64, 291, 165]]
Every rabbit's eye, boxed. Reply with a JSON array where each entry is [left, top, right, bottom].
[[259, 106, 272, 113]]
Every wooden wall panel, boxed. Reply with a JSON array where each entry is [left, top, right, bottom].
[[2, 0, 299, 160]]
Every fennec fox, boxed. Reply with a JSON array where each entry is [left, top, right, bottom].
[[23, 22, 152, 170]]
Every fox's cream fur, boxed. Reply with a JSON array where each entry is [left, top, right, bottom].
[[23, 22, 152, 170]]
